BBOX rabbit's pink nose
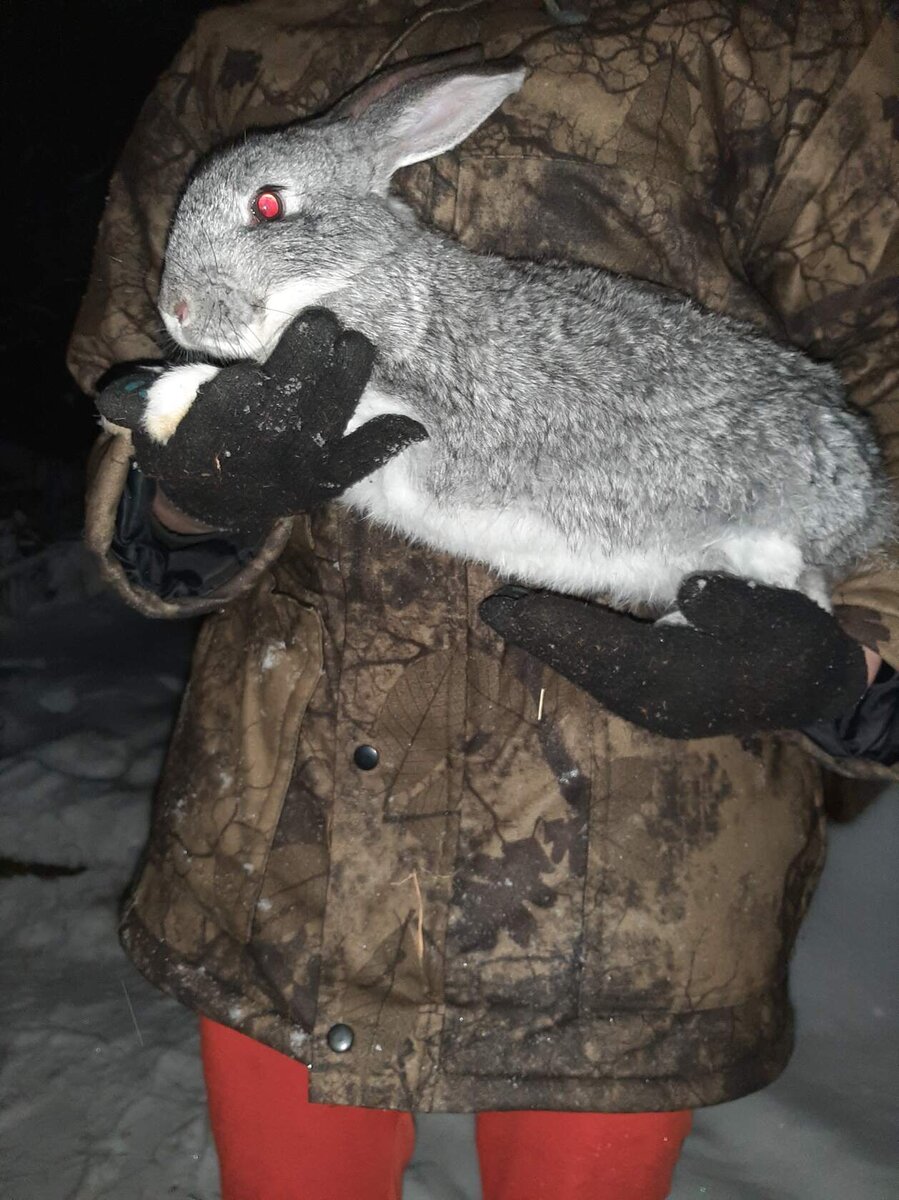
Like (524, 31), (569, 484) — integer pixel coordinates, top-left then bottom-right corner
(173, 300), (189, 325)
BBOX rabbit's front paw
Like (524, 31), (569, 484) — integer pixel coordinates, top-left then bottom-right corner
(142, 363), (221, 444)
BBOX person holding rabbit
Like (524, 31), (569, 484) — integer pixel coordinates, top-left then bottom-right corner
(72, 2), (899, 1198)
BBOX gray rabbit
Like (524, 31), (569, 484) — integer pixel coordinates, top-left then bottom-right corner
(145, 60), (892, 615)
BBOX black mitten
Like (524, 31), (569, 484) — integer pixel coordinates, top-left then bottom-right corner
(479, 573), (868, 739)
(96, 309), (427, 536)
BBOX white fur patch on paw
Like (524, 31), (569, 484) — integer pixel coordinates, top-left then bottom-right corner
(655, 609), (691, 628)
(142, 363), (221, 444)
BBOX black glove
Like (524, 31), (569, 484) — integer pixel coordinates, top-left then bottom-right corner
(479, 573), (869, 739)
(96, 310), (427, 536)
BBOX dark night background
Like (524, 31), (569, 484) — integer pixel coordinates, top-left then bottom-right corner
(2, 0), (225, 544)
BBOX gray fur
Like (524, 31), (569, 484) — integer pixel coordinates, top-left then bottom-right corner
(157, 64), (893, 611)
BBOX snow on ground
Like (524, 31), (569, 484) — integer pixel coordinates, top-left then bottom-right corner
(0, 594), (218, 1200)
(1, 582), (897, 1199)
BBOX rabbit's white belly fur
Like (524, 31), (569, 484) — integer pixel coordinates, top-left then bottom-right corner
(141, 371), (820, 608)
(344, 457), (685, 603)
(343, 387), (820, 608)
(141, 367), (681, 599)
(344, 389), (675, 606)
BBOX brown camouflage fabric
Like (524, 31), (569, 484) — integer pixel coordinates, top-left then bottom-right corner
(70, 0), (899, 1111)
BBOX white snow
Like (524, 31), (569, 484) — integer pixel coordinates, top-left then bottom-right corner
(0, 596), (217, 1200)
(35, 730), (132, 780)
(1, 590), (897, 1199)
(38, 685), (78, 714)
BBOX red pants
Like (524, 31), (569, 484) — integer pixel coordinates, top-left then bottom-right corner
(201, 1018), (692, 1200)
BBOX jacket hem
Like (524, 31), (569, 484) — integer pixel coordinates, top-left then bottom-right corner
(120, 904), (795, 1114)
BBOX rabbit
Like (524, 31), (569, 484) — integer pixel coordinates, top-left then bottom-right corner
(144, 58), (893, 617)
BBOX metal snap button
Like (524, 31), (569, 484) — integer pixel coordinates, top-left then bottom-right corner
(327, 1023), (355, 1053)
(353, 744), (380, 770)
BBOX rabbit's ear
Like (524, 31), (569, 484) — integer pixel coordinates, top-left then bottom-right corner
(359, 64), (526, 191)
(330, 46), (485, 119)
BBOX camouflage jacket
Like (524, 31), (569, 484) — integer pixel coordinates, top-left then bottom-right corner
(70, 0), (899, 1111)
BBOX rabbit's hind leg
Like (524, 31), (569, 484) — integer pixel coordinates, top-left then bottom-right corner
(796, 566), (833, 612)
(654, 608), (690, 627)
(712, 531), (802, 588)
(655, 533), (825, 628)
(655, 536), (831, 628)
(716, 532), (831, 611)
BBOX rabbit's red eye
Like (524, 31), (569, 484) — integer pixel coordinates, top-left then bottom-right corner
(252, 189), (283, 222)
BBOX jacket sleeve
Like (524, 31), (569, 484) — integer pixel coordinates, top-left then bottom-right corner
(69, 22), (301, 618)
(801, 663), (899, 770)
(719, 8), (899, 779)
(84, 431), (294, 618)
(68, 27), (215, 396)
(740, 11), (899, 659)
(70, 2), (399, 617)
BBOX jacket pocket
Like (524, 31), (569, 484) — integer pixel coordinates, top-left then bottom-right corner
(155, 573), (323, 944)
(578, 726), (826, 1014)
